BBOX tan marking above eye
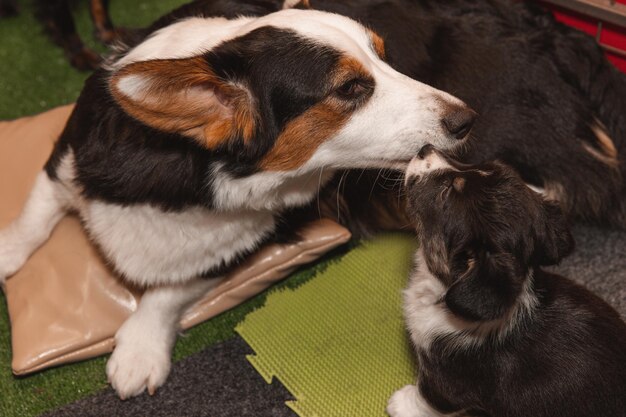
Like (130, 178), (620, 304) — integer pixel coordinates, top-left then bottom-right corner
(331, 56), (374, 90)
(584, 119), (618, 168)
(453, 177), (466, 192)
(367, 28), (386, 60)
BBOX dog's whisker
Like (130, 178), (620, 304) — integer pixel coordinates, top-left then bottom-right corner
(368, 168), (384, 201)
(316, 166), (325, 220)
(336, 170), (349, 223)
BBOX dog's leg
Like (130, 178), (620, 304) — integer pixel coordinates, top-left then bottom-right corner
(0, 0), (18, 17)
(387, 385), (450, 417)
(34, 0), (101, 70)
(89, 0), (126, 45)
(0, 172), (68, 284)
(106, 277), (220, 399)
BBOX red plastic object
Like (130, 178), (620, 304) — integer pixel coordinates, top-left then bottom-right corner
(543, 4), (626, 73)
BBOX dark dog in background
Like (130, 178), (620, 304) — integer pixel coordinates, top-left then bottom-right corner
(0, 0), (16, 17)
(129, 0), (626, 233)
(0, 0), (122, 70)
(388, 146), (626, 417)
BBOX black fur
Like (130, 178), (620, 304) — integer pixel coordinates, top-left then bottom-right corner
(404, 156), (626, 417)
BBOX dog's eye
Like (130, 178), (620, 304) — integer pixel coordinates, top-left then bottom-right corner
(335, 78), (367, 99)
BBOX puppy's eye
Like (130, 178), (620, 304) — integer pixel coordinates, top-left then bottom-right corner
(335, 78), (367, 99)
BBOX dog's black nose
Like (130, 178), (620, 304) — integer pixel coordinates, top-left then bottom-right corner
(417, 144), (435, 159)
(442, 106), (477, 140)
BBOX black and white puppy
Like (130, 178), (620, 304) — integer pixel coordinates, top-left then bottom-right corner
(388, 146), (626, 417)
(0, 9), (473, 398)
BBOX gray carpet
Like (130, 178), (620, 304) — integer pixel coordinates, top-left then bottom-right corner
(43, 225), (625, 417)
(43, 337), (296, 417)
(550, 225), (626, 318)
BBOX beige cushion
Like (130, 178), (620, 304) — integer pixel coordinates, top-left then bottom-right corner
(0, 105), (351, 375)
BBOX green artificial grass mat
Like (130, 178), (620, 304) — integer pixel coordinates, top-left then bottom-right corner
(237, 233), (419, 417)
(0, 247), (348, 417)
(0, 0), (189, 120)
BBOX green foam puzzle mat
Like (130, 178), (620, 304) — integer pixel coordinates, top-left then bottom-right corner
(237, 233), (419, 417)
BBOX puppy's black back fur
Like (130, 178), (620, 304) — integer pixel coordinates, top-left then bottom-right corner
(422, 271), (626, 417)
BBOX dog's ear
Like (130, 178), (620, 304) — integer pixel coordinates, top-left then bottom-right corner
(533, 201), (575, 266)
(110, 57), (255, 149)
(445, 251), (522, 322)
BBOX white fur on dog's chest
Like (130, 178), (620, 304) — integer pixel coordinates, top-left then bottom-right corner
(83, 202), (275, 286)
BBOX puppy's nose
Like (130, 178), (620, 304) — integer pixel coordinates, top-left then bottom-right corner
(417, 144), (435, 159)
(442, 106), (477, 140)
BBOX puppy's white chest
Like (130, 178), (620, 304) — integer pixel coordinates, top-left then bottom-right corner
(82, 202), (275, 286)
(403, 248), (451, 350)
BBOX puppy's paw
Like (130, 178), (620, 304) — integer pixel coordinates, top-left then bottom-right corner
(106, 313), (175, 399)
(387, 385), (424, 417)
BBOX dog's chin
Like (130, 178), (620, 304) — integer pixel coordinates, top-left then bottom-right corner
(382, 159), (414, 171)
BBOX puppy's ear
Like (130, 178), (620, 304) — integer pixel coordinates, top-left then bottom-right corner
(110, 57), (255, 148)
(445, 252), (522, 321)
(533, 201), (575, 266)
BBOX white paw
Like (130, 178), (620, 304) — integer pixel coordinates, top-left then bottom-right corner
(387, 385), (425, 417)
(106, 312), (175, 399)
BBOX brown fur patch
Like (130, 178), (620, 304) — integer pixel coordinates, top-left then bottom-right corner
(260, 56), (373, 171)
(367, 29), (386, 60)
(298, 0), (311, 8)
(584, 119), (619, 168)
(110, 57), (255, 149)
(542, 181), (566, 203)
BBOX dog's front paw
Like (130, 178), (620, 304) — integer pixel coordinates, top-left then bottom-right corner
(387, 385), (425, 417)
(106, 313), (175, 399)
